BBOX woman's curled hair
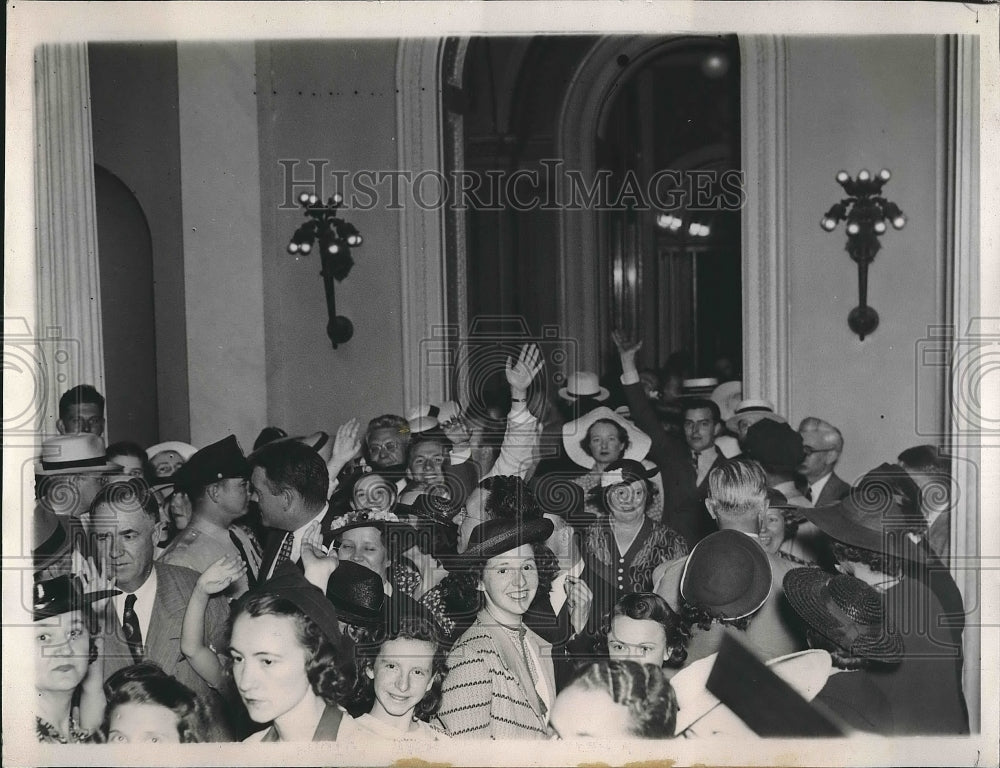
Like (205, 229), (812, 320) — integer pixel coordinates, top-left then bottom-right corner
(607, 593), (688, 668)
(568, 660), (678, 738)
(226, 592), (353, 706)
(103, 665), (211, 743)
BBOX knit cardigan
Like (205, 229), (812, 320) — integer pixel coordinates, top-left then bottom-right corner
(437, 610), (555, 739)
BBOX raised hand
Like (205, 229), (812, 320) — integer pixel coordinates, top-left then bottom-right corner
(73, 550), (116, 614)
(440, 415), (472, 445)
(301, 521), (339, 591)
(196, 555), (247, 596)
(611, 330), (642, 359)
(329, 418), (363, 473)
(506, 343), (544, 395)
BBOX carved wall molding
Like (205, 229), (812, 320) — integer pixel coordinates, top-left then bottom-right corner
(396, 38), (451, 412)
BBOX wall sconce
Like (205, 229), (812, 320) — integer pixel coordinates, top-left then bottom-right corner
(287, 193), (364, 348)
(820, 168), (906, 340)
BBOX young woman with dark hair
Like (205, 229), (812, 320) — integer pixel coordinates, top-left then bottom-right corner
(227, 569), (353, 742)
(437, 518), (557, 739)
(605, 592), (688, 673)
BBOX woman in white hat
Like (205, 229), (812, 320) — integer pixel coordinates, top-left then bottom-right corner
(561, 406), (662, 522)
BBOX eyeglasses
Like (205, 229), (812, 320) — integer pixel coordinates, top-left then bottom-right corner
(370, 441), (400, 455)
(802, 446), (836, 456)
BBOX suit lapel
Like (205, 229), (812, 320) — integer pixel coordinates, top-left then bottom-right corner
(146, 564), (185, 673)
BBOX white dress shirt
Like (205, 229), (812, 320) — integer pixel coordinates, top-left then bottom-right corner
(266, 504), (329, 579)
(112, 565), (158, 643)
(809, 472), (833, 504)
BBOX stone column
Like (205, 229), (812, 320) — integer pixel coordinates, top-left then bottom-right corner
(33, 43), (106, 435)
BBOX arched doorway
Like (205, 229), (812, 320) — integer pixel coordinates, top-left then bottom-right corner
(94, 164), (159, 445)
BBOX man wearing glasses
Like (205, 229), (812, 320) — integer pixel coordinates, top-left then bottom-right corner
(56, 384), (106, 438)
(797, 417), (850, 507)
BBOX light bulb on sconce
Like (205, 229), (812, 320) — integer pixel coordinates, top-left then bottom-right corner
(820, 167), (906, 341)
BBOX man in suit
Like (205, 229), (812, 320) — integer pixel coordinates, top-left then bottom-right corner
(525, 506), (597, 691)
(613, 331), (717, 547)
(655, 459), (807, 663)
(249, 439), (334, 581)
(683, 398), (728, 496)
(797, 417), (850, 506)
(86, 478), (233, 730)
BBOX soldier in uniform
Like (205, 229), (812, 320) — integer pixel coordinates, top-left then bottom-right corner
(159, 435), (261, 597)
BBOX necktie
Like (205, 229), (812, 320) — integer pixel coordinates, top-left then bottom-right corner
(275, 531), (294, 566)
(122, 594), (143, 662)
(804, 486), (814, 503)
(229, 529), (256, 589)
(692, 451), (700, 471)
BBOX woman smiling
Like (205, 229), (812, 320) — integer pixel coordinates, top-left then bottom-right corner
(437, 518), (556, 739)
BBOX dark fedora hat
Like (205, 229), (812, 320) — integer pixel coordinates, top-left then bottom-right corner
(255, 564), (343, 644)
(324, 560), (385, 627)
(742, 419), (804, 473)
(783, 568), (903, 662)
(34, 574), (120, 621)
(680, 530), (772, 620)
(459, 517), (554, 565)
(800, 463), (925, 559)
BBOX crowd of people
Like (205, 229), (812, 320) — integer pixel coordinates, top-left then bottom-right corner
(29, 331), (968, 746)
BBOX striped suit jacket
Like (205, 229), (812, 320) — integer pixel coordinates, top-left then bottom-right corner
(437, 610), (555, 739)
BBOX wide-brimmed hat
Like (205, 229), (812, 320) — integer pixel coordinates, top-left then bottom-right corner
(35, 434), (120, 476)
(682, 378), (719, 397)
(741, 419), (804, 473)
(562, 406), (652, 469)
(783, 568), (903, 662)
(33, 573), (120, 621)
(725, 399), (786, 434)
(671, 648), (832, 735)
(711, 381), (743, 423)
(145, 441), (198, 487)
(172, 434), (249, 495)
(458, 517), (554, 565)
(558, 371), (609, 402)
(801, 464), (925, 560)
(323, 560), (386, 627)
(145, 441), (198, 462)
(680, 530), (772, 620)
(254, 564), (343, 643)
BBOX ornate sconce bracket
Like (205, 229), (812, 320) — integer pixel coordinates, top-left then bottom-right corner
(820, 169), (906, 340)
(287, 193), (364, 348)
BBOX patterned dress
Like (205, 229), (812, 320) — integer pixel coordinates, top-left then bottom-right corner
(36, 716), (100, 744)
(583, 516), (688, 619)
